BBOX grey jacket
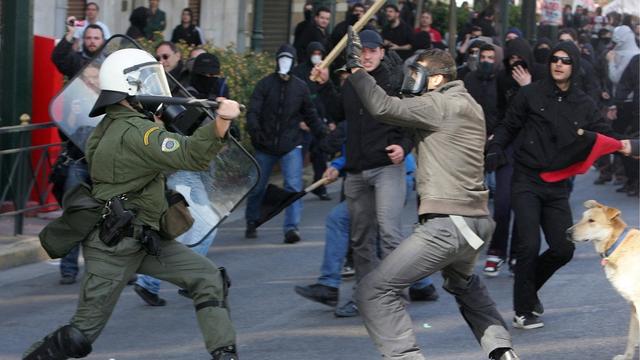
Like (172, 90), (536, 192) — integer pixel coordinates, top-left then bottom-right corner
(348, 72), (489, 216)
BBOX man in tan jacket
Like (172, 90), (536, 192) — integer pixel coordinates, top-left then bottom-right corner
(341, 27), (519, 360)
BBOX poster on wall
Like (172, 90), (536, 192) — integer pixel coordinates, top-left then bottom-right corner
(541, 0), (563, 25)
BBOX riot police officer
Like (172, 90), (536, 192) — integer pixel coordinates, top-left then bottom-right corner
(23, 48), (240, 360)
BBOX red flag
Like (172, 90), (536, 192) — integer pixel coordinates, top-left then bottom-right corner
(540, 131), (622, 183)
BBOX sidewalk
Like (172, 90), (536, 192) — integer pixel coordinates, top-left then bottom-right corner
(0, 165), (319, 270)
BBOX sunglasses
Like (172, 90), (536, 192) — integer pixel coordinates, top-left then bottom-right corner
(156, 54), (171, 61)
(550, 55), (572, 65)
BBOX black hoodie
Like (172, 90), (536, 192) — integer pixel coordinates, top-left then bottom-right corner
(496, 38), (547, 121)
(247, 44), (327, 156)
(291, 42), (339, 123)
(491, 41), (617, 177)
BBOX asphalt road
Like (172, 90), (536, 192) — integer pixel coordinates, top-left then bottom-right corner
(0, 169), (638, 360)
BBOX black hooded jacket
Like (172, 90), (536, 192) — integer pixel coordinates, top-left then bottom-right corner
(334, 54), (413, 172)
(491, 41), (617, 177)
(496, 38), (547, 122)
(291, 42), (339, 123)
(247, 44), (327, 156)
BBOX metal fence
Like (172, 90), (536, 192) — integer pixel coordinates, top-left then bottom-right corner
(0, 119), (62, 235)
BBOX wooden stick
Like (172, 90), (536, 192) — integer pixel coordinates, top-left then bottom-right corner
(310, 0), (387, 81)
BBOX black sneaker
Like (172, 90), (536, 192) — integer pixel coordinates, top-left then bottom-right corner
(489, 348), (520, 360)
(133, 284), (167, 306)
(245, 221), (257, 239)
(211, 345), (238, 360)
(409, 284), (439, 301)
(59, 275), (76, 285)
(335, 300), (359, 317)
(284, 229), (301, 244)
(340, 264), (355, 278)
(532, 299), (544, 316)
(512, 313), (543, 329)
(177, 288), (192, 299)
(294, 283), (338, 307)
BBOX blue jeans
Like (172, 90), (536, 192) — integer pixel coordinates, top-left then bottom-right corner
(137, 171), (219, 294)
(317, 176), (432, 290)
(245, 147), (303, 233)
(60, 160), (90, 277)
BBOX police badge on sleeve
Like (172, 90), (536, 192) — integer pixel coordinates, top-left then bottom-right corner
(161, 137), (180, 152)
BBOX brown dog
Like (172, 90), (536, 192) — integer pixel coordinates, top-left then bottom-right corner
(567, 200), (640, 360)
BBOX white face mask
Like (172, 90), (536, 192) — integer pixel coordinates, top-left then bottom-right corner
(310, 54), (323, 65)
(278, 57), (293, 75)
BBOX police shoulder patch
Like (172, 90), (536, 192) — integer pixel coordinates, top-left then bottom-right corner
(161, 137), (180, 152)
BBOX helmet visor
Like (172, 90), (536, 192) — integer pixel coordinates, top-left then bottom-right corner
(124, 62), (172, 96)
(401, 63), (428, 95)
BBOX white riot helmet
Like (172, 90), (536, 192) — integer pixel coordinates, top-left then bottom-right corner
(89, 48), (171, 117)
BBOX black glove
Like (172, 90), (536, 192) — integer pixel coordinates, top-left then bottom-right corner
(345, 25), (363, 70)
(485, 143), (507, 173)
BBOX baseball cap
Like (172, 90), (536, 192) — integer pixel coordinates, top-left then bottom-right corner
(360, 30), (383, 49)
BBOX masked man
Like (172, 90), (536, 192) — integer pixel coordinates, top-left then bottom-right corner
(24, 48), (241, 360)
(341, 27), (519, 360)
(244, 44), (328, 243)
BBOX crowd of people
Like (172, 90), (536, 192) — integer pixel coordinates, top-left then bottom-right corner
(38, 1), (639, 359)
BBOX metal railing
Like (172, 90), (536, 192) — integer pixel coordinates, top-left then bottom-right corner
(0, 115), (63, 235)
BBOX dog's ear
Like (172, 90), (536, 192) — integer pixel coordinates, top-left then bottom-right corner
(605, 206), (621, 221)
(584, 200), (602, 209)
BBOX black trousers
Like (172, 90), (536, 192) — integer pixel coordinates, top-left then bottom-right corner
(511, 171), (575, 315)
(488, 147), (518, 260)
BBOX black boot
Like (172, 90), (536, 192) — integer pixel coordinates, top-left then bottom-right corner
(211, 345), (238, 360)
(24, 325), (92, 360)
(245, 221), (257, 239)
(409, 284), (439, 301)
(294, 283), (338, 306)
(133, 284), (166, 306)
(489, 348), (520, 360)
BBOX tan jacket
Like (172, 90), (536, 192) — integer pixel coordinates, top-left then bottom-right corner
(348, 73), (489, 216)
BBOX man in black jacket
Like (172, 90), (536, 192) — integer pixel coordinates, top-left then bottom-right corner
(487, 41), (620, 329)
(327, 30), (415, 317)
(244, 44), (328, 244)
(293, 6), (332, 61)
(51, 21), (105, 285)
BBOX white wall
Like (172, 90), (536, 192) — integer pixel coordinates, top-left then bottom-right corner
(33, 0), (247, 47)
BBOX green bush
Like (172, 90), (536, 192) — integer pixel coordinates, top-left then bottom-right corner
(136, 35), (275, 151)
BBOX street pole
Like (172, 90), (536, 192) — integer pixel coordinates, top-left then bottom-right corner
(251, 0), (264, 52)
(521, 0), (537, 43)
(448, 0), (457, 57)
(499, 0), (509, 46)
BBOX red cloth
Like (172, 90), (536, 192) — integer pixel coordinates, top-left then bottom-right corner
(414, 27), (442, 43)
(540, 133), (622, 182)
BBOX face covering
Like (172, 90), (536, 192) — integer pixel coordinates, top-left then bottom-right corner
(278, 57), (293, 75)
(467, 54), (479, 71)
(191, 74), (218, 96)
(534, 47), (551, 63)
(310, 54), (323, 65)
(478, 61), (494, 75)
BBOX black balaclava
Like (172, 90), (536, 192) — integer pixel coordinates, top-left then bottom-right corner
(533, 37), (552, 64)
(306, 41), (325, 65)
(190, 53), (222, 96)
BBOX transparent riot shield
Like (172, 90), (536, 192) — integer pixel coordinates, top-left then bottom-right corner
(49, 35), (260, 245)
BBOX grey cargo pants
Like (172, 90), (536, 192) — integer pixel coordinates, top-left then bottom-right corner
(25, 229), (235, 357)
(355, 215), (512, 359)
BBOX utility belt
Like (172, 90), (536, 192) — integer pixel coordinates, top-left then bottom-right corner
(99, 190), (193, 256)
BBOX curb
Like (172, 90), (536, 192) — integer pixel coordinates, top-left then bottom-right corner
(0, 235), (49, 271)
